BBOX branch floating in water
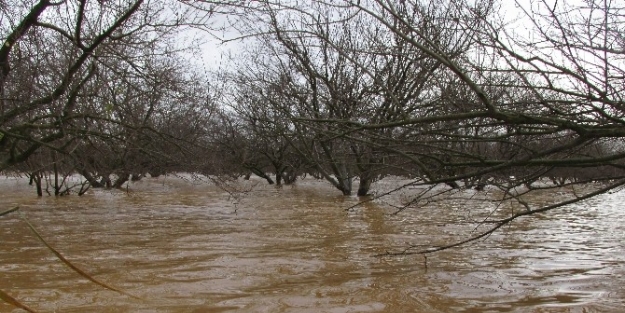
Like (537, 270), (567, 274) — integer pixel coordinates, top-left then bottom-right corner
(0, 206), (19, 217)
(21, 216), (142, 300)
(0, 289), (39, 313)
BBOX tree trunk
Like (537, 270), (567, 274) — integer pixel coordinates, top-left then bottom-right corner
(80, 169), (104, 188)
(248, 167), (274, 184)
(357, 176), (372, 196)
(101, 175), (112, 188)
(112, 173), (130, 189)
(337, 175), (352, 196)
(445, 181), (460, 189)
(284, 168), (298, 185)
(52, 152), (60, 196)
(30, 172), (43, 197)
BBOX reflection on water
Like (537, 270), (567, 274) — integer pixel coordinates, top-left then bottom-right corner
(1, 175), (624, 312)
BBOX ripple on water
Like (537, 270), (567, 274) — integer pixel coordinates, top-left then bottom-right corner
(1, 176), (625, 312)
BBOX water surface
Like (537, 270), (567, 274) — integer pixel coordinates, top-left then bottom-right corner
(1, 175), (624, 312)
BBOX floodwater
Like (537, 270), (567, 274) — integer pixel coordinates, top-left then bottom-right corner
(0, 175), (624, 313)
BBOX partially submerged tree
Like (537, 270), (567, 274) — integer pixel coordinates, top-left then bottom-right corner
(226, 0), (474, 195)
(0, 0), (228, 193)
(218, 0), (625, 252)
(2, 0), (624, 252)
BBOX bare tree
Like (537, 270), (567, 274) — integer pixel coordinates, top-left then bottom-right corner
(0, 0), (229, 193)
(339, 0), (625, 253)
(225, 0), (479, 195)
(218, 0), (625, 253)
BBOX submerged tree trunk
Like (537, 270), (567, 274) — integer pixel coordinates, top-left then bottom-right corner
(112, 173), (130, 189)
(100, 175), (112, 188)
(283, 167), (298, 185)
(245, 166), (274, 184)
(52, 152), (60, 196)
(80, 169), (104, 188)
(339, 180), (352, 195)
(357, 175), (373, 196)
(445, 181), (460, 189)
(336, 170), (353, 196)
(271, 162), (285, 186)
(29, 171), (43, 197)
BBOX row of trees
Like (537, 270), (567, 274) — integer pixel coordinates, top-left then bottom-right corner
(208, 0), (625, 252)
(213, 0), (625, 197)
(0, 0), (242, 195)
(2, 0), (625, 217)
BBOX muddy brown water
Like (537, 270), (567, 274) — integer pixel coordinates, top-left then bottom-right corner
(1, 175), (624, 312)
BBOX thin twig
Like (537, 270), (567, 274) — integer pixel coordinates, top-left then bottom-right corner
(0, 206), (19, 217)
(377, 179), (625, 256)
(21, 215), (142, 300)
(0, 289), (39, 313)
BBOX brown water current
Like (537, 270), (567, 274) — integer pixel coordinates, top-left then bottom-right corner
(1, 175), (624, 312)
